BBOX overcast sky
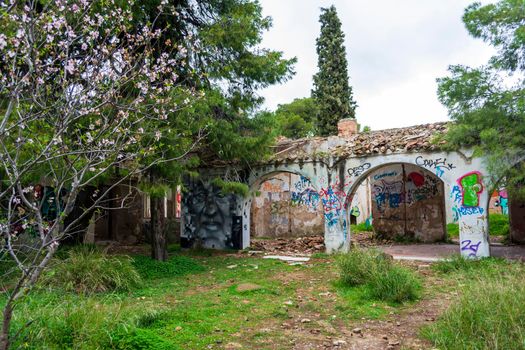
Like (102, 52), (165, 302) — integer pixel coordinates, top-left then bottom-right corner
(258, 0), (495, 130)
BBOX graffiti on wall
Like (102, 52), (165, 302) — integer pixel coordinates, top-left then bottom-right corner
(458, 172), (483, 207)
(372, 179), (404, 212)
(493, 189), (509, 215)
(461, 239), (482, 257)
(347, 163), (371, 177)
(415, 156), (456, 178)
(406, 172), (440, 203)
(290, 176), (320, 210)
(181, 180), (239, 249)
(450, 175), (485, 222)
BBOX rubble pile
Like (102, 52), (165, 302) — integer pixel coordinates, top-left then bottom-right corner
(251, 236), (325, 255)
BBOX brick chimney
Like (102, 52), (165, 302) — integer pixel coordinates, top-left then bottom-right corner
(337, 118), (358, 137)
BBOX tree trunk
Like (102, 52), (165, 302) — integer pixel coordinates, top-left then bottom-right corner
(151, 196), (168, 261)
(1, 303), (13, 350)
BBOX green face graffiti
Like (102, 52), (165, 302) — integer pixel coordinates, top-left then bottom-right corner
(459, 172), (483, 207)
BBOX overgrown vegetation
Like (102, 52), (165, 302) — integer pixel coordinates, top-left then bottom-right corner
(41, 245), (141, 294)
(350, 223), (374, 233)
(132, 254), (205, 279)
(336, 248), (421, 303)
(424, 257), (525, 349)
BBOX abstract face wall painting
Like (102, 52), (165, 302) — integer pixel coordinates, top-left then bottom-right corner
(182, 180), (238, 249)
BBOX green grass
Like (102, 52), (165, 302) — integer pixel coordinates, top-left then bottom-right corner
(350, 222), (374, 232)
(336, 248), (421, 303)
(41, 245), (141, 294)
(131, 254), (206, 279)
(423, 258), (525, 349)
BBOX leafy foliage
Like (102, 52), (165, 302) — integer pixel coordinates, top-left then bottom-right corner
(312, 6), (357, 136)
(273, 97), (319, 138)
(437, 0), (525, 198)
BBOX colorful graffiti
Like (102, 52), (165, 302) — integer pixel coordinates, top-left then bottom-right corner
(493, 189), (509, 215)
(450, 182), (485, 221)
(459, 172), (483, 207)
(290, 176), (320, 210)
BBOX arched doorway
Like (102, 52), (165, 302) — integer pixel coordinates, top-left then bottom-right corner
(346, 163), (447, 243)
(248, 171), (325, 252)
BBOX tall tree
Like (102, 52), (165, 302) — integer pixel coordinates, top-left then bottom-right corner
(437, 0), (525, 198)
(132, 0), (295, 260)
(312, 5), (357, 136)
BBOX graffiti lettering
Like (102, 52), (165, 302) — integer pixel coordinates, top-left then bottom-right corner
(347, 163), (371, 177)
(461, 239), (482, 257)
(373, 171), (397, 180)
(458, 172), (483, 207)
(415, 156), (456, 171)
(452, 206), (484, 220)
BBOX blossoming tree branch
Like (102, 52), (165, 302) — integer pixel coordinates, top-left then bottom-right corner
(0, 1), (203, 347)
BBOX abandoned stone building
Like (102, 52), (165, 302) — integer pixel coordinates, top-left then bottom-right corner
(179, 118), (525, 258)
(83, 118), (525, 258)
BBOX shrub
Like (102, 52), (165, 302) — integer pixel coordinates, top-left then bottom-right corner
(132, 254), (205, 279)
(446, 223), (459, 238)
(336, 248), (390, 286)
(422, 269), (525, 349)
(337, 248), (420, 303)
(368, 266), (421, 303)
(41, 245), (141, 294)
(489, 213), (509, 236)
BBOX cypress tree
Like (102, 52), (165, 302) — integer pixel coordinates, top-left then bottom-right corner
(312, 5), (357, 136)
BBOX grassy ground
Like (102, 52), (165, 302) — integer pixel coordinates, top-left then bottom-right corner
(2, 247), (525, 349)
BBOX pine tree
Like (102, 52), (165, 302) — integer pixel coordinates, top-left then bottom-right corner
(312, 5), (357, 136)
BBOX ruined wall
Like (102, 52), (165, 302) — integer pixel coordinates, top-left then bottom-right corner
(250, 173), (324, 238)
(370, 164), (446, 242)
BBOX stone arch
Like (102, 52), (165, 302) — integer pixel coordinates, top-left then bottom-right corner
(341, 152), (490, 258)
(241, 167), (325, 249)
(344, 161), (447, 243)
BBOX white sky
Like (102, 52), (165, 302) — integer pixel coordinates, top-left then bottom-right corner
(258, 0), (496, 130)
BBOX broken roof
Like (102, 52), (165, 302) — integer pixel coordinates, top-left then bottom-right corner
(270, 122), (449, 161)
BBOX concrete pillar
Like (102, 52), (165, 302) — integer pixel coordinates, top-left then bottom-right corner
(454, 172), (490, 258)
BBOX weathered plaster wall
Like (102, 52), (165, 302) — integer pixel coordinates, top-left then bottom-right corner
(250, 173), (324, 238)
(369, 164), (446, 242)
